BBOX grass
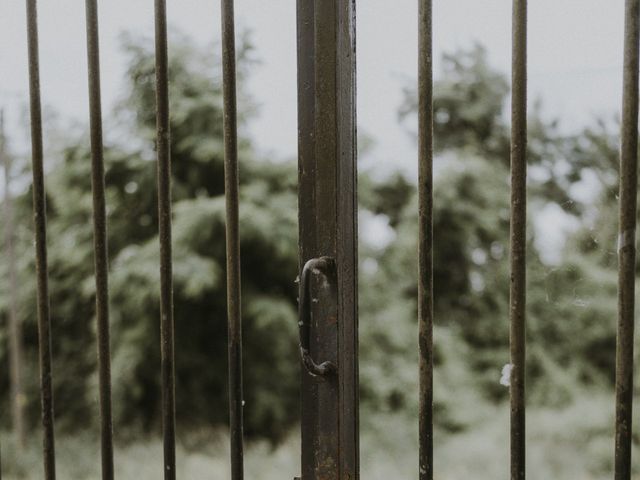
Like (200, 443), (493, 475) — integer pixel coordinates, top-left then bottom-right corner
(2, 393), (638, 479)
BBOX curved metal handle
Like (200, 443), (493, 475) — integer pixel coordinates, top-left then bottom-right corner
(299, 256), (337, 377)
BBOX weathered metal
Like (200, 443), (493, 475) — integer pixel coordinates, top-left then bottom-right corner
(510, 1), (527, 479)
(25, 1), (57, 478)
(615, 1), (640, 478)
(220, 0), (245, 478)
(15, 1), (640, 477)
(417, 0), (434, 478)
(153, 1), (177, 478)
(83, 2), (115, 478)
(299, 257), (338, 377)
(296, 0), (358, 478)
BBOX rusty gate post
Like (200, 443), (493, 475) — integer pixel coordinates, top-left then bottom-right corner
(296, 0), (358, 479)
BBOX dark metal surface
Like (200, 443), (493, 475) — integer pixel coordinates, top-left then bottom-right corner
(26, 1), (57, 478)
(417, 0), (434, 478)
(220, 1), (245, 478)
(84, 2), (114, 478)
(296, 2), (323, 476)
(296, 0), (358, 478)
(510, 1), (527, 479)
(153, 1), (176, 478)
(615, 1), (640, 478)
(299, 257), (338, 377)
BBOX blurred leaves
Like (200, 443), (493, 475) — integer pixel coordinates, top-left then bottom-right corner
(0, 36), (630, 444)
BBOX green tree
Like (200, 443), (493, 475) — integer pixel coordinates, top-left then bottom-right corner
(0, 33), (300, 442)
(357, 44), (622, 427)
(0, 37), (626, 446)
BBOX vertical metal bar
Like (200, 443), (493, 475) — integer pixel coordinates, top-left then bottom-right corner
(25, 1), (57, 478)
(615, 1), (640, 478)
(1, 111), (26, 450)
(84, 2), (114, 478)
(296, 0), (358, 478)
(510, 1), (527, 479)
(336, 1), (359, 474)
(417, 0), (434, 479)
(220, 1), (244, 479)
(153, 1), (176, 478)
(296, 2), (319, 476)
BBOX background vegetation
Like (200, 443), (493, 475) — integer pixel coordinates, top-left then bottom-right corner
(0, 33), (637, 478)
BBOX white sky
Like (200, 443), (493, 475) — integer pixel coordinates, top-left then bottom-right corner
(0, 1), (628, 262)
(0, 0), (626, 174)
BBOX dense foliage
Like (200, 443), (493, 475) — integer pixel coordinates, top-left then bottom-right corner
(362, 44), (622, 422)
(0, 36), (627, 444)
(0, 34), (300, 440)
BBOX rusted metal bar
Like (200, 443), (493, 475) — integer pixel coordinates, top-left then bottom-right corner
(615, 1), (640, 478)
(83, 2), (114, 478)
(153, 1), (176, 478)
(417, 0), (434, 479)
(510, 1), (527, 479)
(296, 0), (358, 478)
(26, 1), (57, 478)
(220, 0), (245, 478)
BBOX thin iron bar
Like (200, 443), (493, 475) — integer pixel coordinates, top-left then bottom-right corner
(26, 0), (56, 478)
(1, 111), (26, 450)
(615, 0), (640, 478)
(84, 1), (114, 478)
(510, 1), (527, 479)
(417, 0), (434, 479)
(221, 0), (244, 478)
(154, 1), (176, 478)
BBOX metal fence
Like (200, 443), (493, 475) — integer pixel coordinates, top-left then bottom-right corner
(2, 0), (640, 479)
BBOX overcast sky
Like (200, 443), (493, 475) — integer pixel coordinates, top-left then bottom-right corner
(0, 0), (626, 174)
(0, 1), (629, 261)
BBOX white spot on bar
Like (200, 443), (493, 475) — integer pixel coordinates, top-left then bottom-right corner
(500, 363), (513, 387)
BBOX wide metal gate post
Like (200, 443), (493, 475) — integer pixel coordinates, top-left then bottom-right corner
(296, 0), (358, 479)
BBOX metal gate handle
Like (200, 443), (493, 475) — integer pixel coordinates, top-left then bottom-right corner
(299, 257), (337, 377)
